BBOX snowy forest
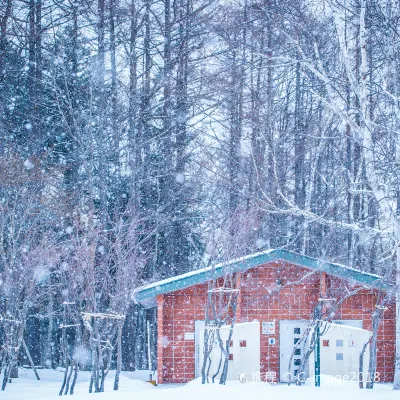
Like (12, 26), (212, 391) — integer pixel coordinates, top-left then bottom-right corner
(1, 0), (400, 392)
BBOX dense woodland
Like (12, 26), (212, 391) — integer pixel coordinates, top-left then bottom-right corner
(1, 0), (400, 390)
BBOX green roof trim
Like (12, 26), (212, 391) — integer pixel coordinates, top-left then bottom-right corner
(134, 249), (386, 307)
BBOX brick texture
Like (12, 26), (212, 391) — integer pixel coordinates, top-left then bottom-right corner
(157, 261), (395, 383)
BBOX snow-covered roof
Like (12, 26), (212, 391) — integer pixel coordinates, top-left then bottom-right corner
(134, 249), (387, 308)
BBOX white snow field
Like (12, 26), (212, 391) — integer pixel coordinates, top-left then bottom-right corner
(3, 369), (398, 400)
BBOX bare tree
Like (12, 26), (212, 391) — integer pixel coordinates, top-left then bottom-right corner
(60, 210), (148, 393)
(0, 153), (60, 390)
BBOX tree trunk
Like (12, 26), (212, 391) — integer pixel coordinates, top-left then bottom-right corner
(59, 304), (69, 396)
(97, 0), (107, 229)
(128, 0), (139, 208)
(114, 322), (123, 390)
(0, 0), (12, 141)
(293, 37), (305, 252)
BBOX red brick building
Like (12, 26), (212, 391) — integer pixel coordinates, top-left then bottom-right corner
(135, 249), (395, 384)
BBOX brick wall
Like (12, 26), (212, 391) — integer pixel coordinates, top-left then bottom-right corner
(157, 261), (395, 383)
(157, 284), (208, 383)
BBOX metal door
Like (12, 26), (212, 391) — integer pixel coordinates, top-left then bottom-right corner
(279, 320), (309, 382)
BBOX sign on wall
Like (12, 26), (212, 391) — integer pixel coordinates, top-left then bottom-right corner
(262, 321), (275, 335)
(184, 332), (195, 341)
(349, 338), (357, 347)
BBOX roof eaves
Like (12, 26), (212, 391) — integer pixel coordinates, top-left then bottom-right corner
(134, 249), (386, 307)
(134, 250), (279, 304)
(274, 249), (384, 287)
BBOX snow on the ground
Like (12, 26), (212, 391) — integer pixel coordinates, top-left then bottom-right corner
(3, 369), (397, 400)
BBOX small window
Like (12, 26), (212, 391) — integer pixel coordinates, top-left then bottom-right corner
(229, 340), (233, 347)
(336, 353), (344, 361)
(323, 340), (329, 347)
(239, 340), (247, 347)
(294, 348), (301, 356)
(294, 369), (299, 376)
(294, 328), (301, 335)
(294, 338), (300, 345)
(336, 340), (344, 347)
(294, 359), (301, 366)
(229, 354), (233, 361)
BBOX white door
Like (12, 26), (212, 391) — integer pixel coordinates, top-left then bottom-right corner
(279, 320), (309, 382)
(195, 320), (206, 378)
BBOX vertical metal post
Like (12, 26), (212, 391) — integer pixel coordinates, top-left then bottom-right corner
(147, 320), (152, 381)
(315, 324), (320, 387)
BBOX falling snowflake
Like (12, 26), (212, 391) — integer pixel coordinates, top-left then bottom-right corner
(175, 173), (185, 183)
(23, 159), (34, 170)
(98, 245), (105, 255)
(255, 238), (268, 249)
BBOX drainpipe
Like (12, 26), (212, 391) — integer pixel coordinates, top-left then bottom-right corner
(147, 320), (152, 381)
(314, 272), (327, 387)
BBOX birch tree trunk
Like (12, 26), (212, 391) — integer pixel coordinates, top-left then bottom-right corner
(356, 2), (400, 387)
(304, 1), (400, 387)
(354, 1), (400, 387)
